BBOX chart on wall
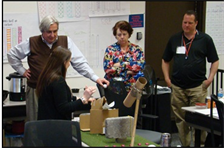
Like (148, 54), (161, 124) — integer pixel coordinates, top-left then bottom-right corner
(3, 13), (40, 63)
(37, 1), (130, 22)
(206, 2), (224, 55)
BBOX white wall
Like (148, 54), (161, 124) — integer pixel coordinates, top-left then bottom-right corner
(205, 1), (224, 95)
(2, 1), (146, 94)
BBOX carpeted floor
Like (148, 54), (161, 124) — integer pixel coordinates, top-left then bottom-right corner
(171, 133), (194, 147)
(171, 133), (182, 147)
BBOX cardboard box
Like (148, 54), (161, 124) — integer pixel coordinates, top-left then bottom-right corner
(79, 113), (90, 131)
(79, 97), (118, 134)
(90, 108), (118, 134)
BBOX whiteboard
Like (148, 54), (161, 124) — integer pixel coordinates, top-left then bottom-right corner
(205, 1), (224, 55)
(3, 2), (143, 78)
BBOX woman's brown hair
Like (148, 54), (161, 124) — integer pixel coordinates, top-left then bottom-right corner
(36, 46), (71, 97)
(112, 20), (133, 37)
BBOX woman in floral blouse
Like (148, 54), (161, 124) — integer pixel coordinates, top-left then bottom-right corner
(103, 20), (145, 93)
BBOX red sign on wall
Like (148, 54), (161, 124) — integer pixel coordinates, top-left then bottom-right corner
(129, 14), (144, 28)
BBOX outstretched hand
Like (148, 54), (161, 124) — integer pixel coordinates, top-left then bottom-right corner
(82, 86), (97, 101)
(96, 78), (110, 87)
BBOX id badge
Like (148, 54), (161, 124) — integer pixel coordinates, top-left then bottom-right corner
(176, 46), (185, 54)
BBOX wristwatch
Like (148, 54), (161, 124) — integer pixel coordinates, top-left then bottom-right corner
(80, 97), (87, 104)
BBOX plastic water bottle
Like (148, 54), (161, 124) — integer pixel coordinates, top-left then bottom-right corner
(218, 88), (224, 99)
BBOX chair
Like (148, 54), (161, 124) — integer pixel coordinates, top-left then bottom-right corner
(97, 80), (162, 144)
(210, 94), (224, 147)
(210, 69), (224, 147)
(139, 65), (159, 131)
(212, 69), (224, 96)
(23, 120), (82, 147)
(97, 80), (135, 117)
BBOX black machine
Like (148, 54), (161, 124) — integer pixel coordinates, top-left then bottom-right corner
(6, 72), (26, 101)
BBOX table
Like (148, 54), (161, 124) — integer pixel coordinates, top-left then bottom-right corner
(182, 106), (221, 147)
(3, 97), (26, 119)
(3, 97), (26, 146)
(2, 91), (97, 119)
(80, 130), (160, 147)
(72, 116), (161, 146)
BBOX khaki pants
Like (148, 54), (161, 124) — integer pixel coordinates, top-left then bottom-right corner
(26, 86), (38, 121)
(171, 83), (207, 147)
